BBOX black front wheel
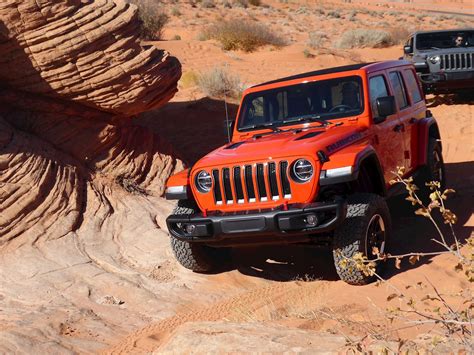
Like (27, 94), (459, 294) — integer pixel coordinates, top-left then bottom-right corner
(169, 200), (231, 273)
(333, 193), (391, 285)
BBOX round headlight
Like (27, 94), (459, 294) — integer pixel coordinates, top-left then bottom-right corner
(196, 170), (212, 193)
(292, 159), (314, 183)
(429, 55), (441, 64)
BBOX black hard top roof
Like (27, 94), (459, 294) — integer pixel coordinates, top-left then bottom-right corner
(249, 60), (412, 90)
(251, 63), (372, 88)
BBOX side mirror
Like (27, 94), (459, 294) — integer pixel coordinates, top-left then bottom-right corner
(224, 119), (235, 139)
(403, 45), (413, 55)
(374, 96), (396, 123)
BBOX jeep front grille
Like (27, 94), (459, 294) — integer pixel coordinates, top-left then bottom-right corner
(440, 53), (474, 71)
(212, 161), (291, 205)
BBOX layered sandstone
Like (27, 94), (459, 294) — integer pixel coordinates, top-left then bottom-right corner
(0, 0), (182, 246)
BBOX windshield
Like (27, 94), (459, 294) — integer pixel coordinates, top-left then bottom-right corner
(416, 30), (474, 50)
(237, 76), (364, 131)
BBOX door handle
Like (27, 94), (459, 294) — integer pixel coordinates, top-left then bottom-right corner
(408, 117), (417, 124)
(393, 124), (404, 132)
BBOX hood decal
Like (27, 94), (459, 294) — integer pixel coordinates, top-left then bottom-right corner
(294, 131), (324, 141)
(326, 132), (363, 153)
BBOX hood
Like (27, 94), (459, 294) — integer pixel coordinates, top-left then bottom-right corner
(195, 124), (365, 168)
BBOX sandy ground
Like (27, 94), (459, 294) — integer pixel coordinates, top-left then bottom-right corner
(0, 0), (473, 353)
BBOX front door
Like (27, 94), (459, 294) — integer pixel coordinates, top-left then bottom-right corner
(368, 72), (406, 183)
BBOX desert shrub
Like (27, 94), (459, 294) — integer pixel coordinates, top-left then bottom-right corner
(303, 48), (314, 58)
(335, 29), (394, 49)
(201, 0), (215, 8)
(295, 6), (308, 14)
(307, 31), (327, 49)
(170, 6), (181, 16)
(233, 0), (248, 8)
(223, 0), (232, 8)
(314, 8), (325, 15)
(327, 10), (341, 18)
(132, 0), (169, 40)
(248, 0), (261, 6)
(202, 20), (286, 52)
(197, 67), (242, 98)
(173, 34), (182, 40)
(388, 26), (411, 45)
(179, 70), (199, 88)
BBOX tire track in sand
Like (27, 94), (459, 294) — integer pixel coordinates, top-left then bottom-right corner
(104, 281), (328, 354)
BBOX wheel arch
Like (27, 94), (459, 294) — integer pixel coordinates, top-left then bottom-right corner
(320, 145), (386, 197)
(418, 116), (442, 166)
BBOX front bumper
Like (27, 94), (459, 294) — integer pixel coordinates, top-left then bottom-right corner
(166, 200), (347, 245)
(419, 71), (474, 92)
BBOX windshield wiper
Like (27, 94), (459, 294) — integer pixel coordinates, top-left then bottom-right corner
(282, 114), (332, 126)
(241, 123), (282, 132)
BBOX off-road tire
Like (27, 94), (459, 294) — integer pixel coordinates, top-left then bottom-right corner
(333, 193), (391, 285)
(426, 138), (445, 189)
(170, 200), (230, 273)
(417, 138), (445, 199)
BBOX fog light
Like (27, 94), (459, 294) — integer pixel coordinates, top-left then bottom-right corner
(184, 224), (196, 234)
(305, 213), (318, 227)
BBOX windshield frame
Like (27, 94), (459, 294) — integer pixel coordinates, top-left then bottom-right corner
(415, 30), (474, 50)
(237, 75), (364, 132)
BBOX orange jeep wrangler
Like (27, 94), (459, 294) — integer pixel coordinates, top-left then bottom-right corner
(165, 61), (445, 285)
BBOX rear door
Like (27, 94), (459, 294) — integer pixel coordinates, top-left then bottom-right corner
(368, 72), (406, 183)
(400, 67), (426, 171)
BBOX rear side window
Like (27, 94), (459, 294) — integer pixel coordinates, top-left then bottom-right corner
(403, 69), (423, 103)
(389, 71), (409, 109)
(369, 75), (389, 118)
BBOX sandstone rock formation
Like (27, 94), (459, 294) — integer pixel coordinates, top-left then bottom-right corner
(0, 1), (183, 351)
(0, 0), (182, 245)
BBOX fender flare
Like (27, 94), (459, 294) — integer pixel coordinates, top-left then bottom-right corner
(418, 116), (441, 166)
(320, 145), (386, 195)
(165, 168), (192, 200)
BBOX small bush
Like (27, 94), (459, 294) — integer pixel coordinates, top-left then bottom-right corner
(327, 10), (341, 18)
(173, 34), (182, 40)
(201, 0), (215, 8)
(179, 70), (199, 88)
(303, 49), (315, 58)
(388, 27), (411, 45)
(202, 20), (286, 52)
(233, 0), (248, 8)
(197, 68), (242, 98)
(336, 29), (394, 49)
(133, 0), (169, 40)
(307, 31), (327, 49)
(248, 0), (261, 6)
(171, 6), (181, 16)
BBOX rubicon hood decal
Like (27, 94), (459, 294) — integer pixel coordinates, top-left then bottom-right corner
(326, 132), (363, 153)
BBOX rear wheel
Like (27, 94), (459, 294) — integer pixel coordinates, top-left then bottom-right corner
(333, 193), (391, 285)
(417, 138), (445, 198)
(170, 200), (231, 272)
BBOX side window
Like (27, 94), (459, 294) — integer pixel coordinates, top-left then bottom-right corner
(389, 71), (409, 110)
(403, 69), (423, 103)
(369, 75), (389, 118)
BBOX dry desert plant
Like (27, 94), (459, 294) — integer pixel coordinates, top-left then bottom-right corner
(197, 67), (243, 98)
(131, 0), (169, 40)
(335, 29), (394, 49)
(337, 167), (473, 350)
(202, 20), (286, 52)
(307, 31), (327, 49)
